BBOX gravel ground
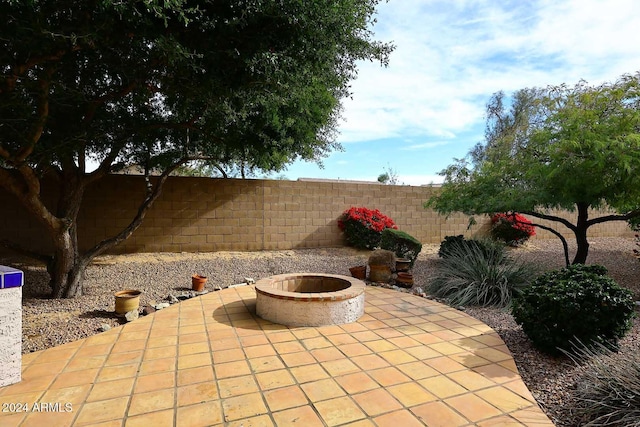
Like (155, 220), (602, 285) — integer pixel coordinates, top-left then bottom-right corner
(6, 237), (640, 426)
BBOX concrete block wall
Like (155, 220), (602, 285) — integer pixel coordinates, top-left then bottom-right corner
(0, 175), (634, 255)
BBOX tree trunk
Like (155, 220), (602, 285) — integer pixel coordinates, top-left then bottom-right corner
(47, 228), (88, 298)
(572, 202), (590, 264)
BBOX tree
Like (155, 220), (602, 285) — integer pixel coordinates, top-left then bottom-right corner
(0, 0), (392, 297)
(377, 165), (400, 184)
(426, 73), (640, 265)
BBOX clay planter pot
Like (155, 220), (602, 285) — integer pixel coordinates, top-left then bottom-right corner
(349, 265), (367, 280)
(396, 272), (414, 288)
(395, 258), (411, 272)
(114, 289), (142, 315)
(369, 264), (392, 283)
(192, 274), (208, 292)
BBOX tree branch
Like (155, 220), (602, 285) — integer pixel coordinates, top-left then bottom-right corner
(0, 239), (50, 264)
(586, 208), (640, 227)
(521, 210), (577, 233)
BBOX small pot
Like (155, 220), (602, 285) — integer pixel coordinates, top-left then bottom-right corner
(395, 258), (411, 272)
(396, 272), (414, 288)
(192, 274), (207, 291)
(369, 264), (392, 283)
(114, 289), (142, 314)
(349, 265), (367, 280)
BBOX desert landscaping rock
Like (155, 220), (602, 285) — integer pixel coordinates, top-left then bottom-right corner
(8, 238), (640, 426)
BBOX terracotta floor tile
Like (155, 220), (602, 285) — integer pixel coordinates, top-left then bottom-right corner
(111, 339), (147, 354)
(128, 388), (174, 416)
(426, 356), (467, 374)
(0, 412), (26, 427)
(340, 322), (368, 333)
(247, 355), (284, 372)
(104, 351), (143, 367)
(445, 394), (503, 422)
(214, 360), (251, 379)
(266, 331), (297, 343)
(449, 352), (492, 368)
(350, 354), (390, 370)
(178, 342), (210, 357)
(175, 352), (210, 370)
(244, 344), (276, 358)
(133, 371), (175, 393)
(273, 341), (306, 355)
(419, 376), (468, 398)
(363, 339), (397, 353)
(22, 360), (69, 378)
(143, 345), (177, 361)
(431, 329), (466, 341)
(290, 364), (330, 383)
(396, 361), (440, 381)
(255, 369), (296, 390)
(280, 351), (317, 368)
(335, 372), (379, 394)
(387, 382), (437, 407)
(475, 347), (513, 363)
(179, 324), (206, 335)
(177, 365), (215, 387)
(387, 336), (421, 348)
(290, 328), (321, 339)
(476, 386), (534, 412)
(124, 408), (174, 427)
(503, 379), (537, 403)
(177, 382), (220, 406)
(317, 325), (346, 336)
(454, 337), (489, 351)
(510, 407), (556, 425)
(218, 375), (259, 398)
(51, 368), (100, 389)
(221, 392), (268, 422)
(351, 331), (382, 342)
(373, 328), (405, 340)
(321, 359), (361, 377)
(499, 359), (520, 373)
(146, 336), (178, 348)
(377, 349), (417, 365)
(352, 388), (402, 416)
(428, 342), (467, 356)
(373, 409), (425, 427)
(176, 401), (223, 426)
(368, 366), (411, 387)
(473, 333), (505, 347)
(476, 415), (527, 426)
(30, 346), (77, 363)
(83, 333), (119, 347)
(138, 357), (175, 375)
(327, 333), (358, 346)
(226, 414), (274, 427)
(311, 347), (346, 362)
(212, 348), (245, 364)
(178, 332), (209, 344)
(263, 385), (308, 412)
(21, 410), (75, 427)
(341, 419), (376, 427)
(240, 334), (269, 347)
(40, 384), (91, 406)
(314, 396), (366, 426)
(117, 330), (149, 342)
(86, 378), (135, 402)
(301, 336), (333, 350)
(337, 342), (373, 357)
(272, 405), (325, 426)
(472, 364), (519, 384)
(448, 370), (498, 391)
(74, 396), (129, 425)
(411, 401), (469, 427)
(301, 378), (345, 402)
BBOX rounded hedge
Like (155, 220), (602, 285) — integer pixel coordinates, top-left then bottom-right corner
(511, 264), (635, 355)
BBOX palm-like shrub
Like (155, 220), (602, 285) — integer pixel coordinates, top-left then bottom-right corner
(428, 238), (533, 308)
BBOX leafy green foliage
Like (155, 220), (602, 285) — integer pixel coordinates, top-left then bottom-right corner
(438, 235), (503, 260)
(490, 213), (536, 246)
(0, 0), (393, 297)
(380, 229), (422, 266)
(570, 343), (640, 426)
(338, 207), (397, 250)
(428, 239), (533, 308)
(427, 74), (640, 265)
(511, 265), (635, 355)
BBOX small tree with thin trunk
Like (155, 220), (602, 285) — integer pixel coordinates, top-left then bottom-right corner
(427, 73), (640, 265)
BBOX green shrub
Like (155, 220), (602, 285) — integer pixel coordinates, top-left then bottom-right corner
(438, 235), (504, 259)
(570, 343), (640, 426)
(337, 206), (397, 250)
(380, 229), (422, 266)
(511, 264), (635, 356)
(427, 239), (533, 308)
(490, 212), (536, 246)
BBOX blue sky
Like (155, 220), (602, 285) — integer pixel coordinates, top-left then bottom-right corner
(280, 0), (640, 185)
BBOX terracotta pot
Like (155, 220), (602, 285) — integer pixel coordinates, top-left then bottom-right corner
(349, 265), (367, 280)
(395, 258), (411, 272)
(192, 274), (207, 291)
(396, 272), (414, 288)
(369, 264), (392, 283)
(114, 289), (142, 314)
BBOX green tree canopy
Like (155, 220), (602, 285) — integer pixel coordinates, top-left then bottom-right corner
(0, 0), (393, 297)
(427, 73), (640, 265)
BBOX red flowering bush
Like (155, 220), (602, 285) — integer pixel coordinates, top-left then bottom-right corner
(338, 207), (397, 249)
(491, 212), (536, 246)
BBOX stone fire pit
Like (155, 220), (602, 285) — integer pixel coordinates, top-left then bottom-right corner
(254, 273), (365, 327)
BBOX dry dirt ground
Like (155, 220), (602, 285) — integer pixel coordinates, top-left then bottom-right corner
(5, 237), (640, 426)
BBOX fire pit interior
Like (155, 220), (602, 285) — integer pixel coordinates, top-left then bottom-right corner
(255, 273), (365, 327)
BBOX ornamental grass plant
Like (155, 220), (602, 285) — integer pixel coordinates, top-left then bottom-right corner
(338, 206), (397, 250)
(428, 238), (533, 308)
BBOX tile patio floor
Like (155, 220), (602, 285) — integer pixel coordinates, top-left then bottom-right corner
(0, 286), (553, 426)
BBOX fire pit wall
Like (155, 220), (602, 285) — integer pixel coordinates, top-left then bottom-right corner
(255, 273), (365, 327)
